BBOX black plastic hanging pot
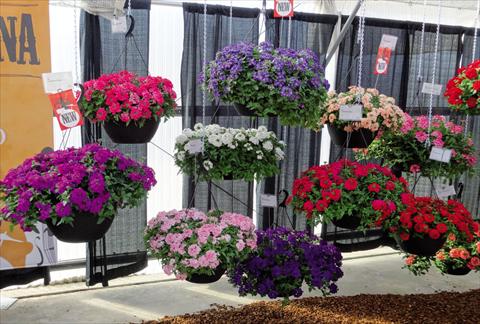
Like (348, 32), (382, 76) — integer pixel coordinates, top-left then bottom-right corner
(395, 235), (446, 257)
(444, 263), (471, 276)
(46, 212), (114, 243)
(390, 165), (404, 178)
(327, 125), (376, 148)
(103, 118), (160, 144)
(186, 266), (225, 284)
(233, 103), (276, 117)
(331, 215), (361, 230)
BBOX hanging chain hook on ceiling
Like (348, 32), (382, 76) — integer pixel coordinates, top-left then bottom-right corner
(126, 0), (135, 38)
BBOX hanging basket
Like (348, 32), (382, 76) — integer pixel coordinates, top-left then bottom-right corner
(222, 173), (234, 181)
(233, 103), (276, 117)
(327, 125), (376, 148)
(395, 235), (446, 257)
(444, 263), (471, 276)
(103, 118), (160, 144)
(331, 215), (361, 230)
(186, 266), (225, 284)
(46, 212), (114, 243)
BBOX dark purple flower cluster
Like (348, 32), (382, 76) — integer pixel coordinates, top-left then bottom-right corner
(201, 42), (329, 130)
(1, 144), (156, 231)
(228, 227), (343, 302)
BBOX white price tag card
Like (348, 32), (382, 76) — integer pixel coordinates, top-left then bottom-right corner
(429, 147), (452, 163)
(111, 16), (127, 33)
(260, 194), (277, 208)
(42, 72), (73, 94)
(379, 34), (398, 50)
(186, 139), (203, 154)
(421, 82), (443, 96)
(436, 185), (456, 198)
(339, 104), (363, 121)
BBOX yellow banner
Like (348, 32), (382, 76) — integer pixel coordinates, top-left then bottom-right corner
(0, 0), (53, 179)
(0, 1), (57, 270)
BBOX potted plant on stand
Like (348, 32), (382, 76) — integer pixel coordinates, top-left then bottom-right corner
(383, 194), (477, 257)
(80, 70), (177, 143)
(228, 227), (343, 304)
(402, 202), (479, 275)
(174, 124), (285, 181)
(319, 86), (405, 148)
(288, 160), (409, 230)
(0, 144), (156, 242)
(144, 209), (257, 284)
(201, 41), (329, 130)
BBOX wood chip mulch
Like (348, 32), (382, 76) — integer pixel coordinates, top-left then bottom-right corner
(144, 289), (480, 324)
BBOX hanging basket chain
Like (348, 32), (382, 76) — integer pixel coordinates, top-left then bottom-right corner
(287, 16), (292, 48)
(425, 0), (442, 147)
(73, 0), (79, 83)
(229, 0), (233, 44)
(202, 0), (207, 126)
(356, 0), (366, 101)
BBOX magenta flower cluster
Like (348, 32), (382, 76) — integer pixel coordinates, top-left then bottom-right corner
(81, 70), (177, 126)
(228, 227), (343, 302)
(1, 144), (156, 231)
(144, 209), (256, 281)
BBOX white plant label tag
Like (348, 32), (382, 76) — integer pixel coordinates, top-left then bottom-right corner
(111, 16), (127, 33)
(379, 34), (398, 50)
(42, 72), (73, 93)
(339, 104), (363, 121)
(260, 194), (277, 208)
(429, 147), (452, 163)
(421, 82), (443, 96)
(186, 139), (203, 154)
(436, 185), (456, 198)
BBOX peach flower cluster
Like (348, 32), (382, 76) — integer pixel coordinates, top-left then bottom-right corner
(319, 86), (405, 132)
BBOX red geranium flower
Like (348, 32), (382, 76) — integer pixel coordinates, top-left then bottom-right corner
(428, 229), (441, 240)
(344, 178), (358, 191)
(368, 183), (381, 193)
(399, 232), (410, 241)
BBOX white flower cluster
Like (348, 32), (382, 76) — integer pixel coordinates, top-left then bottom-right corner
(174, 124), (286, 170)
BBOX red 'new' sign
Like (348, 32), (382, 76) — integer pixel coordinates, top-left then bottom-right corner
(274, 0), (294, 18)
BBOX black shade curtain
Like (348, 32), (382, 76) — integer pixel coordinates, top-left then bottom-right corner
(181, 3), (260, 216)
(259, 11), (337, 231)
(80, 0), (151, 286)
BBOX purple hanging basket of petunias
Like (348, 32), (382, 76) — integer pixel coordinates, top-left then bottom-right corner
(228, 227), (343, 304)
(0, 144), (156, 243)
(200, 41), (329, 130)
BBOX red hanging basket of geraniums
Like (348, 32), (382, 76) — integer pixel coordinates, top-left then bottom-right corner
(444, 59), (480, 115)
(80, 71), (177, 143)
(383, 195), (476, 257)
(401, 202), (479, 276)
(288, 160), (410, 230)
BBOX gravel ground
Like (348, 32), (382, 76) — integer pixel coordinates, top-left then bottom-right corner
(147, 289), (480, 324)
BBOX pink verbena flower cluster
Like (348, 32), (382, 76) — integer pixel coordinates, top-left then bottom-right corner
(400, 114), (477, 168)
(81, 71), (177, 126)
(144, 209), (256, 280)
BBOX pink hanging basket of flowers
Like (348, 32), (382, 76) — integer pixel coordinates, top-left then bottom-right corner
(80, 71), (177, 144)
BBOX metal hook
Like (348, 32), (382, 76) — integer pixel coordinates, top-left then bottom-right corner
(278, 189), (289, 208)
(73, 83), (84, 104)
(126, 14), (135, 37)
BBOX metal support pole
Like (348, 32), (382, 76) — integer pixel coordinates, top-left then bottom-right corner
(324, 0), (364, 67)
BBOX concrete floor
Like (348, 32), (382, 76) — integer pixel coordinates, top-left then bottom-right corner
(1, 249), (479, 324)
